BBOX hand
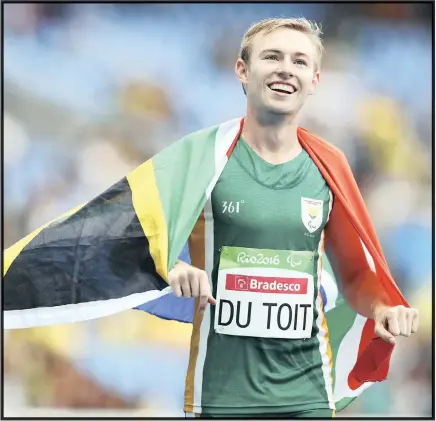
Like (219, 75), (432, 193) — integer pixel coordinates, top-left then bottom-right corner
(168, 261), (216, 314)
(373, 304), (419, 345)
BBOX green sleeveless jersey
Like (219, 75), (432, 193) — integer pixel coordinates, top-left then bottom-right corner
(185, 137), (334, 415)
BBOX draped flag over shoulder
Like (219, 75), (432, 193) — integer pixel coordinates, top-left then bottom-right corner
(3, 118), (408, 411)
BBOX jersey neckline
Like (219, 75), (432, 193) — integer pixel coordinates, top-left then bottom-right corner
(232, 136), (312, 190)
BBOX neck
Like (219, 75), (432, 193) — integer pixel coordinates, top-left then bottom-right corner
(241, 106), (303, 165)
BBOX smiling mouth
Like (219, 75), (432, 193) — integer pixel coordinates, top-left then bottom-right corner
(268, 82), (297, 95)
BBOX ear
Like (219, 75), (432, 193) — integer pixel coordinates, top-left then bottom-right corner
(235, 58), (249, 85)
(309, 71), (320, 95)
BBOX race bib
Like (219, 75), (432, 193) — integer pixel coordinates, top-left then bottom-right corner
(214, 246), (316, 339)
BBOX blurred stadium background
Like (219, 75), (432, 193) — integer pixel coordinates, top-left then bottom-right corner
(3, 2), (433, 418)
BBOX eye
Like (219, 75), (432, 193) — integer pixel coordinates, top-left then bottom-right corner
(264, 54), (279, 61)
(295, 59), (308, 66)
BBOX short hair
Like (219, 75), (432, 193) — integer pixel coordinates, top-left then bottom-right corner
(239, 17), (324, 71)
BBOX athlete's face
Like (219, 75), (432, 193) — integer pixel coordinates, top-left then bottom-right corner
(236, 28), (320, 116)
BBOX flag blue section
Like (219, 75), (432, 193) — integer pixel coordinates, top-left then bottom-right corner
(135, 242), (194, 322)
(136, 293), (195, 323)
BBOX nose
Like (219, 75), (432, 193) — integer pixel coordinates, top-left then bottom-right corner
(277, 57), (294, 78)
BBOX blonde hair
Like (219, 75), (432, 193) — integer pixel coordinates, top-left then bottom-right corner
(239, 17), (324, 70)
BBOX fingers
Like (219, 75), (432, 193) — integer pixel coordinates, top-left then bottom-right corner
(168, 271), (183, 297)
(172, 265), (192, 298)
(189, 270), (200, 297)
(198, 272), (211, 314)
(180, 275), (192, 298)
(168, 264), (190, 297)
(386, 311), (400, 337)
(390, 306), (416, 337)
(374, 320), (396, 345)
(411, 308), (419, 333)
(374, 306), (420, 343)
(168, 263), (215, 314)
(198, 295), (209, 314)
(404, 311), (412, 337)
(398, 309), (409, 336)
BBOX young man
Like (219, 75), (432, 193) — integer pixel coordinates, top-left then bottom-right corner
(167, 18), (419, 418)
(3, 17), (419, 419)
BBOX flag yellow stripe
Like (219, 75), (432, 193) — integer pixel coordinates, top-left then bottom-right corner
(3, 203), (86, 276)
(127, 160), (168, 281)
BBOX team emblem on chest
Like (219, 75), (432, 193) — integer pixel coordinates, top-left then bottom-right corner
(301, 197), (324, 233)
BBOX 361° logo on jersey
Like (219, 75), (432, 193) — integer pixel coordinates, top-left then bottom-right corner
(222, 201), (244, 213)
(301, 197), (323, 233)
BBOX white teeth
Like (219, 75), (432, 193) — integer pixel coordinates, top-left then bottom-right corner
(269, 83), (295, 93)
